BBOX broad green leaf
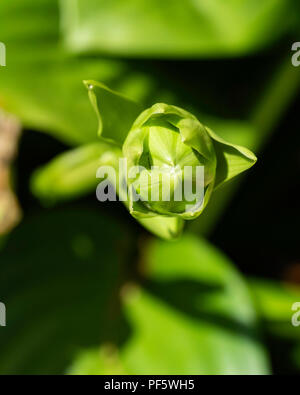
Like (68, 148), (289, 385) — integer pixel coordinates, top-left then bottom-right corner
(84, 80), (142, 145)
(249, 279), (300, 341)
(120, 236), (270, 374)
(61, 0), (295, 58)
(0, 0), (153, 146)
(69, 235), (270, 375)
(68, 348), (125, 375)
(0, 208), (133, 374)
(31, 142), (122, 204)
(207, 128), (257, 189)
(0, 0), (104, 145)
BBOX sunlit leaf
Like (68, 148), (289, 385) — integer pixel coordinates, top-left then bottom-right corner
(0, 0), (152, 145)
(249, 278), (300, 341)
(31, 142), (122, 203)
(61, 0), (295, 58)
(69, 235), (270, 375)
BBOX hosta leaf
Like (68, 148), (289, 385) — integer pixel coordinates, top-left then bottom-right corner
(61, 0), (295, 58)
(69, 235), (270, 375)
(121, 236), (270, 374)
(0, 0), (152, 146)
(31, 142), (122, 203)
(0, 208), (133, 374)
(84, 80), (142, 145)
(249, 279), (300, 341)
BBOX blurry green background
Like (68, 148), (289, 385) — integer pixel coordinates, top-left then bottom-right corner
(0, 0), (300, 375)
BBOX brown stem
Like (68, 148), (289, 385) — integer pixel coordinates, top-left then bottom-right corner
(0, 110), (22, 235)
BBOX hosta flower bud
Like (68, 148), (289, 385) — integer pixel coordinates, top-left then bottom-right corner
(123, 103), (257, 221)
(85, 81), (257, 238)
(123, 104), (218, 220)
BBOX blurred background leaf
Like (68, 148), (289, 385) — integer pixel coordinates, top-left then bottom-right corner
(0, 0), (156, 145)
(250, 279), (300, 341)
(69, 235), (270, 375)
(0, 207), (133, 374)
(31, 142), (121, 204)
(61, 0), (296, 58)
(249, 279), (300, 374)
(1, 0), (298, 152)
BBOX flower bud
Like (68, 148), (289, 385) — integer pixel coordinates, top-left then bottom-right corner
(123, 104), (217, 220)
(85, 81), (257, 238)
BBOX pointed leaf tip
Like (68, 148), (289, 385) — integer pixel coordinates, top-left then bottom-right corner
(84, 80), (142, 146)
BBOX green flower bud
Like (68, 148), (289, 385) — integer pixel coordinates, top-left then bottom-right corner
(123, 104), (217, 220)
(85, 81), (257, 239)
